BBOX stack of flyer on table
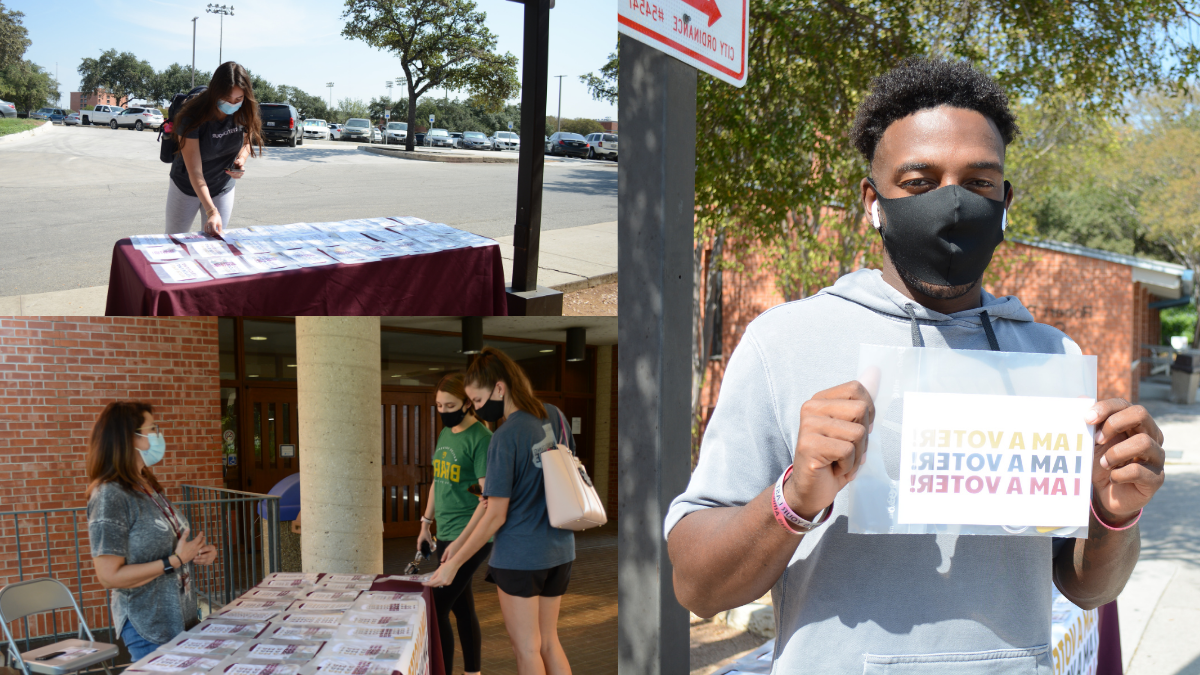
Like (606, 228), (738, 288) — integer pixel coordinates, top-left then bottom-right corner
(125, 572), (430, 675)
(129, 217), (497, 284)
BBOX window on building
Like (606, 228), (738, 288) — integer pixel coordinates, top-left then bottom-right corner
(242, 319), (298, 381)
(709, 253), (724, 359)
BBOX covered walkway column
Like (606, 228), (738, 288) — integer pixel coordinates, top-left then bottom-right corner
(297, 317), (382, 573)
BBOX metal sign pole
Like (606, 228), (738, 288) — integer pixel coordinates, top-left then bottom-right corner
(506, 0), (562, 315)
(617, 37), (695, 675)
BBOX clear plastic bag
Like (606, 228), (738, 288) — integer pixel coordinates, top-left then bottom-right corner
(847, 344), (1097, 537)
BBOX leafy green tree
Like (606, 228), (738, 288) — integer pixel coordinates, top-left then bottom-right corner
(580, 39), (617, 104)
(337, 97), (370, 123)
(0, 59), (56, 111)
(0, 1), (30, 71)
(77, 49), (154, 107)
(341, 0), (520, 150)
(149, 63), (212, 105)
(279, 85), (330, 120)
(247, 71), (281, 106)
(545, 115), (602, 136)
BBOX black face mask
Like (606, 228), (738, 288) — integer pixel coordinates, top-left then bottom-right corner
(439, 408), (467, 428)
(869, 178), (1010, 287)
(475, 391), (505, 423)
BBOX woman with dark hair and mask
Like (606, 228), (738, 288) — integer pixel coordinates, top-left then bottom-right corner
(166, 61), (265, 236)
(85, 401), (218, 660)
(425, 348), (575, 675)
(418, 372), (493, 675)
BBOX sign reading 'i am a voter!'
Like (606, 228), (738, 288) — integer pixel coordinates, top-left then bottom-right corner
(618, 0), (749, 88)
(898, 393), (1096, 528)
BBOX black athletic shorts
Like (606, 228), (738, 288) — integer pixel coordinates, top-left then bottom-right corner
(485, 561), (572, 598)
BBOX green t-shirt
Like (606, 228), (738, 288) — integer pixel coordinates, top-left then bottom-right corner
(432, 420), (492, 541)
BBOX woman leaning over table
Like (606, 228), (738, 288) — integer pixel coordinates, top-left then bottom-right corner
(86, 401), (218, 660)
(425, 347), (575, 675)
(166, 61), (264, 236)
(418, 372), (494, 675)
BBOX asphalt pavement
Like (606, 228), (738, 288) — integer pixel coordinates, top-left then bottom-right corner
(0, 123), (616, 295)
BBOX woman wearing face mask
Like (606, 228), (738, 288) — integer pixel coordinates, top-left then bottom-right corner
(418, 372), (493, 675)
(166, 61), (264, 236)
(86, 402), (218, 660)
(425, 348), (575, 675)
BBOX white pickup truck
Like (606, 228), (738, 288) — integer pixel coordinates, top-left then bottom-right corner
(81, 104), (124, 127)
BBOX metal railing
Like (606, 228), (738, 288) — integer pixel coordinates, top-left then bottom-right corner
(0, 485), (280, 673)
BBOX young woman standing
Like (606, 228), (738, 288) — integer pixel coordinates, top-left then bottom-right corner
(85, 401), (218, 660)
(418, 372), (493, 675)
(166, 61), (264, 235)
(425, 348), (575, 675)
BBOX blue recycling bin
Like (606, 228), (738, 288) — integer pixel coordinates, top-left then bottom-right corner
(259, 473), (300, 521)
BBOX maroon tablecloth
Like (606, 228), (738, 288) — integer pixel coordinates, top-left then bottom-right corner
(368, 576), (445, 675)
(1096, 600), (1121, 675)
(105, 240), (508, 316)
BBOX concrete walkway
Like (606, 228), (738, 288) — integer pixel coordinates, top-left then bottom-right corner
(0, 220), (617, 315)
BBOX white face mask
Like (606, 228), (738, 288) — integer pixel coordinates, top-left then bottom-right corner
(135, 431), (166, 466)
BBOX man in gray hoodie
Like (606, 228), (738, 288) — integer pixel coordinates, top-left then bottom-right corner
(666, 59), (1166, 673)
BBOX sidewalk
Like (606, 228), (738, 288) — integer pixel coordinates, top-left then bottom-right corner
(0, 221), (617, 315)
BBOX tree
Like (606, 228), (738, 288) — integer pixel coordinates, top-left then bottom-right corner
(279, 85), (330, 120)
(336, 97), (370, 123)
(545, 115), (602, 136)
(0, 1), (30, 71)
(580, 38), (617, 105)
(77, 49), (154, 107)
(149, 63), (213, 105)
(246, 71), (281, 106)
(0, 59), (56, 112)
(342, 0), (520, 151)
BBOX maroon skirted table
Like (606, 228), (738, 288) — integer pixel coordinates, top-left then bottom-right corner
(105, 239), (508, 316)
(366, 576), (446, 675)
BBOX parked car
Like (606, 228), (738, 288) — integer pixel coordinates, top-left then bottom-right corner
(425, 128), (453, 148)
(383, 121), (408, 145)
(260, 103), (304, 146)
(545, 132), (589, 158)
(413, 132), (426, 146)
(449, 131), (464, 148)
(29, 107), (69, 124)
(489, 130), (519, 151)
(303, 119), (330, 140)
(63, 112), (82, 126)
(82, 104), (123, 127)
(114, 107), (163, 131)
(371, 127), (383, 143)
(328, 123), (342, 140)
(0, 98), (16, 118)
(585, 132), (618, 160)
(341, 118), (372, 142)
(459, 131), (491, 150)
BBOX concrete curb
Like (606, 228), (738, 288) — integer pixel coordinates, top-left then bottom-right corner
(357, 145), (519, 163)
(551, 271), (617, 293)
(0, 120), (54, 144)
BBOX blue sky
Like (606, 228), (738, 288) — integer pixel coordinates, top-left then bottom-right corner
(14, 0), (617, 120)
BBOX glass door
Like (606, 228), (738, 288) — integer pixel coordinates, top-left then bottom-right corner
(381, 391), (436, 538)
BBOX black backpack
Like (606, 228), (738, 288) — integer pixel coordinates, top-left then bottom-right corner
(158, 86), (207, 163)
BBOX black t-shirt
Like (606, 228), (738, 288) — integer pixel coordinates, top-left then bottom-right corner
(169, 112), (245, 197)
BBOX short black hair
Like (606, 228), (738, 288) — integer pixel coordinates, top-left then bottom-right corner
(851, 58), (1019, 163)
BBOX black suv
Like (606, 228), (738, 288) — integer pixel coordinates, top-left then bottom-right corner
(260, 103), (304, 147)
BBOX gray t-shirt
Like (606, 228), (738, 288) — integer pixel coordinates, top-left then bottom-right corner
(168, 112), (244, 198)
(482, 404), (575, 570)
(87, 482), (196, 645)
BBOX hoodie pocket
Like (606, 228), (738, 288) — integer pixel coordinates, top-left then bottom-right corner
(862, 645), (1050, 675)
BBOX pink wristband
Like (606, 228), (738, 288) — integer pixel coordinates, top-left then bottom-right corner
(771, 465), (832, 534)
(1090, 500), (1142, 531)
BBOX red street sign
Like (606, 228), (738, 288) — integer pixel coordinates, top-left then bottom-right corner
(619, 0), (748, 88)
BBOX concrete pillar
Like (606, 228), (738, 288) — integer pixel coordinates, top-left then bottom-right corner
(593, 345), (613, 512)
(296, 317), (382, 574)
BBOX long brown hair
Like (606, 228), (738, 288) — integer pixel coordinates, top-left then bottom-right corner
(465, 347), (547, 419)
(174, 61), (264, 158)
(86, 401), (163, 499)
(437, 371), (491, 429)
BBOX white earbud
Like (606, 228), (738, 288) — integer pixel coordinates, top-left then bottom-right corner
(872, 200), (882, 230)
(1001, 209), (1007, 232)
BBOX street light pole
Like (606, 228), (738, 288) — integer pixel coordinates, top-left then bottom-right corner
(191, 17), (199, 87)
(206, 4), (234, 65)
(554, 74), (566, 132)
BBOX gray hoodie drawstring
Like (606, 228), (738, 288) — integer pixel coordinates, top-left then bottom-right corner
(903, 303), (1002, 351)
(902, 303), (925, 348)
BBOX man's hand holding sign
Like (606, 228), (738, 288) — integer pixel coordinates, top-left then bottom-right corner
(785, 380), (876, 521)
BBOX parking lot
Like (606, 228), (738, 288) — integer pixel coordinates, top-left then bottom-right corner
(0, 123), (616, 296)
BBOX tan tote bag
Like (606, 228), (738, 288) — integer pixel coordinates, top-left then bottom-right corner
(542, 408), (608, 531)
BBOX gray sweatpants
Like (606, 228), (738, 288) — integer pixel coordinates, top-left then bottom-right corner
(164, 180), (236, 235)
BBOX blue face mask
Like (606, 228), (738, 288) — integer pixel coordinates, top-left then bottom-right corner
(136, 432), (167, 466)
(217, 99), (243, 115)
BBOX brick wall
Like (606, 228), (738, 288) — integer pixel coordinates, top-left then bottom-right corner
(985, 242), (1136, 401)
(0, 317), (222, 637)
(608, 345), (618, 518)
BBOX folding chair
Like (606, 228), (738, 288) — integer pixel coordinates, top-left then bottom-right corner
(0, 579), (117, 675)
